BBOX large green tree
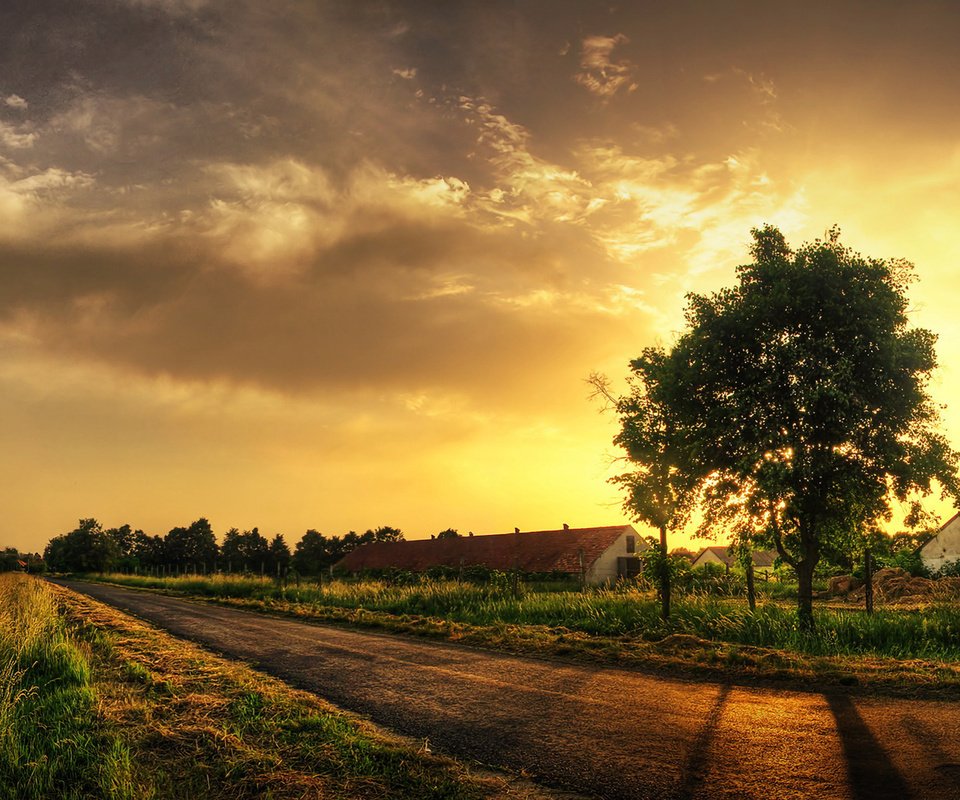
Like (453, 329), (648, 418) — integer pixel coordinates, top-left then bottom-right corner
(665, 226), (958, 626)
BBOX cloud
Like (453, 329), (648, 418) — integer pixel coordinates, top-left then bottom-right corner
(4, 94), (27, 109)
(0, 120), (36, 149)
(392, 67), (417, 80)
(0, 148), (637, 407)
(574, 34), (638, 98)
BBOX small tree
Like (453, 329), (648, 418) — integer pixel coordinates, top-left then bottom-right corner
(593, 356), (700, 620)
(292, 529), (328, 575)
(268, 534), (291, 577)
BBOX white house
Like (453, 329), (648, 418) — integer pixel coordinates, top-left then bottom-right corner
(690, 546), (777, 576)
(920, 513), (960, 573)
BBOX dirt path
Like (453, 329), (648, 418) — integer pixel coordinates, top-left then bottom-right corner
(54, 579), (960, 800)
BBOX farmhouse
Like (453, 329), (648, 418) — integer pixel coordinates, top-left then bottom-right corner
(690, 546), (777, 576)
(920, 513), (960, 573)
(335, 525), (647, 585)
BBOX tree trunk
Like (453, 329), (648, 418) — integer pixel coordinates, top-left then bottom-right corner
(659, 525), (670, 621)
(745, 557), (756, 612)
(864, 548), (874, 615)
(796, 560), (815, 630)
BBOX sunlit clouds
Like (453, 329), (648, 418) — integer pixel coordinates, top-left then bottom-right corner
(575, 34), (638, 99)
(2, 0), (960, 551)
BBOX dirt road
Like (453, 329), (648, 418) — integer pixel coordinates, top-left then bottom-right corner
(55, 579), (960, 800)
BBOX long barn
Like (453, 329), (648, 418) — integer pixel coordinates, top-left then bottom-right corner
(335, 525), (646, 585)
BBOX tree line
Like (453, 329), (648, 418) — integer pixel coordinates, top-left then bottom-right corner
(42, 518), (405, 576)
(0, 548), (44, 573)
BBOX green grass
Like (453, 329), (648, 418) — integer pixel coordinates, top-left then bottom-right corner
(91, 572), (960, 662)
(0, 573), (136, 800)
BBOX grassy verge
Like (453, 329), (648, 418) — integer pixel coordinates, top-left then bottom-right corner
(4, 575), (564, 799)
(80, 573), (960, 695)
(0, 573), (136, 799)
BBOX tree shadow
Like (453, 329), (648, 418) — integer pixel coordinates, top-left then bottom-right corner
(826, 693), (912, 800)
(898, 713), (960, 792)
(676, 683), (731, 799)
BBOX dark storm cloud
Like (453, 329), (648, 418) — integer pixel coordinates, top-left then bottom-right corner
(4, 0), (959, 404)
(0, 184), (633, 397)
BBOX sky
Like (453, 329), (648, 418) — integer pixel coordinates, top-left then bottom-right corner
(4, 0), (960, 554)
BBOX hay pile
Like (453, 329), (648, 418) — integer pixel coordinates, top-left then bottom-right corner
(829, 567), (960, 603)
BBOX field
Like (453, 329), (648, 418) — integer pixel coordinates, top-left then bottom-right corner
(0, 573), (557, 800)
(83, 572), (960, 691)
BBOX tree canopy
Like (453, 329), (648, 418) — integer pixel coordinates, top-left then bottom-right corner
(612, 226), (959, 626)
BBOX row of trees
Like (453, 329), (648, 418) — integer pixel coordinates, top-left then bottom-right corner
(0, 547), (43, 572)
(602, 226), (958, 628)
(42, 519), (406, 576)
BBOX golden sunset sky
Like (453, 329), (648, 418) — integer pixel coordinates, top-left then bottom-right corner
(3, 1), (960, 554)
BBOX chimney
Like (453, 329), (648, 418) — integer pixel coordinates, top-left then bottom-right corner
(563, 523), (569, 530)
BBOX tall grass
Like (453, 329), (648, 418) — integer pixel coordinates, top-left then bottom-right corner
(97, 572), (960, 661)
(0, 574), (135, 800)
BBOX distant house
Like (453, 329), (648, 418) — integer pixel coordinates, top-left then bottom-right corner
(920, 513), (960, 573)
(691, 546), (777, 575)
(335, 525), (647, 585)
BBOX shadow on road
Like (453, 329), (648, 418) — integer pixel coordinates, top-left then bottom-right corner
(676, 683), (731, 799)
(899, 713), (960, 793)
(826, 693), (912, 800)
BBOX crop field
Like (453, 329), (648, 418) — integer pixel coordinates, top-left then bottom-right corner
(0, 574), (555, 799)
(93, 572), (960, 663)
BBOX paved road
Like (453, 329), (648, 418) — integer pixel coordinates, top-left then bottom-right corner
(56, 580), (960, 800)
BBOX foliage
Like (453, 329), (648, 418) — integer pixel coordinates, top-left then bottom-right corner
(292, 526), (405, 575)
(164, 518), (218, 571)
(94, 572), (960, 662)
(595, 355), (701, 619)
(936, 560), (960, 578)
(0, 575), (135, 798)
(0, 548), (43, 573)
(267, 534), (291, 575)
(638, 548), (693, 591)
(221, 527), (270, 573)
(44, 519), (120, 573)
(662, 226), (959, 626)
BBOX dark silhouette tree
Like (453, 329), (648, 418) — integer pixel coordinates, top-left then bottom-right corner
(268, 534), (291, 576)
(132, 530), (166, 570)
(44, 518), (119, 573)
(436, 528), (460, 540)
(593, 355), (701, 620)
(165, 518), (218, 572)
(664, 226), (958, 627)
(292, 529), (328, 575)
(369, 526), (404, 543)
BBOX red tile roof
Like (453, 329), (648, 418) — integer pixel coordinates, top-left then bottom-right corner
(335, 525), (641, 574)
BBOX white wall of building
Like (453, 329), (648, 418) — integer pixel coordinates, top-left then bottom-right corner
(921, 514), (960, 573)
(586, 528), (647, 584)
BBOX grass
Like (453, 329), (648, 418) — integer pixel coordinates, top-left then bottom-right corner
(0, 573), (136, 800)
(89, 572), (960, 661)
(2, 574), (563, 799)
(75, 572), (960, 694)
